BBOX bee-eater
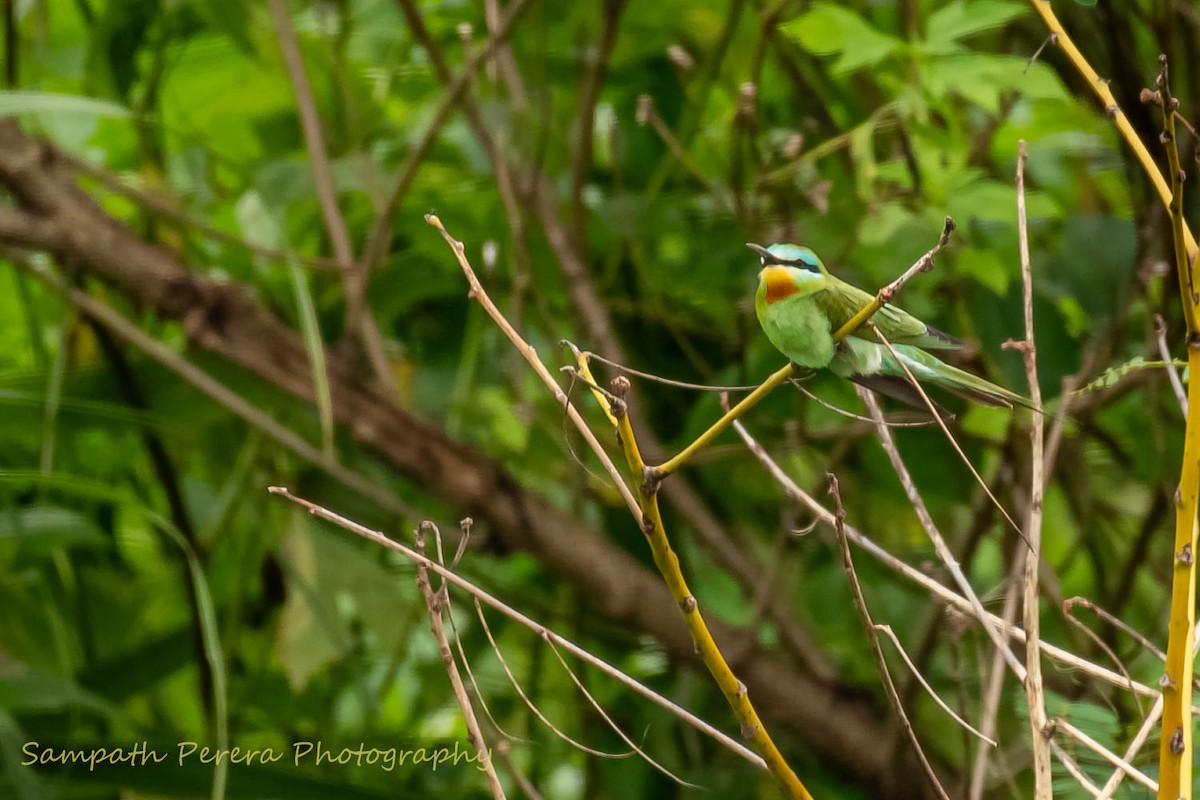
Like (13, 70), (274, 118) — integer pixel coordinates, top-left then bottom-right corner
(749, 242), (1028, 409)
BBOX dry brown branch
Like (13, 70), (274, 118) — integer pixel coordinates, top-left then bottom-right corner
(827, 474), (950, 800)
(1010, 138), (1052, 799)
(414, 522), (505, 799)
(969, 550), (1025, 800)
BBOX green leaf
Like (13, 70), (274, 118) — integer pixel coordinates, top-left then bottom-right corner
(0, 506), (109, 560)
(926, 1), (1025, 52)
(780, 4), (901, 74)
(0, 665), (113, 714)
(185, 0), (257, 56)
(955, 247), (1010, 295)
(0, 91), (131, 119)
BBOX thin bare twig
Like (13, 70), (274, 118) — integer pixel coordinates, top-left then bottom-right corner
(872, 624), (995, 746)
(827, 474), (950, 800)
(1061, 597), (1151, 718)
(1054, 717), (1157, 793)
(872, 326), (1024, 540)
(1064, 596), (1165, 661)
(969, 549), (1025, 800)
(542, 636), (699, 787)
(1049, 738), (1101, 797)
(426, 215), (639, 518)
(830, 217), (955, 341)
(1012, 138), (1052, 799)
(581, 348), (759, 392)
(472, 600), (631, 760)
(428, 524), (529, 745)
(1154, 313), (1188, 415)
(494, 741), (543, 800)
(266, 487), (767, 770)
(414, 522), (505, 799)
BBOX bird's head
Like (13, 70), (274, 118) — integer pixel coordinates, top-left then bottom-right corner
(746, 243), (827, 303)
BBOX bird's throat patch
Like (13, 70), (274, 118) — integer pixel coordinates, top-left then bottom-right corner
(761, 267), (799, 304)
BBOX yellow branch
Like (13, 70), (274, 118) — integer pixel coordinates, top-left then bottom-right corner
(576, 354), (813, 800)
(1027, 1), (1198, 264)
(1156, 58), (1199, 800)
(654, 362), (796, 478)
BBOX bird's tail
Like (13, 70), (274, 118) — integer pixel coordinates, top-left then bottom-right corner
(833, 339), (1032, 410)
(884, 343), (1031, 409)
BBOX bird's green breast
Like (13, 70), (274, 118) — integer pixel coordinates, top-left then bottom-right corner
(755, 289), (835, 369)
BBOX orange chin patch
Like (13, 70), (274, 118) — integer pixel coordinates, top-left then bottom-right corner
(761, 266), (799, 304)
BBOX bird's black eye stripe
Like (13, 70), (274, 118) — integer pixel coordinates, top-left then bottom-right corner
(784, 258), (820, 273)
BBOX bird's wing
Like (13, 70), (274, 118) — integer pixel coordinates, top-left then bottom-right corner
(815, 276), (962, 350)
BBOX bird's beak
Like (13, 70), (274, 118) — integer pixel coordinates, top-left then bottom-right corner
(745, 243), (771, 258)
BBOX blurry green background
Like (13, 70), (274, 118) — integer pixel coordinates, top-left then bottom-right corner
(0, 0), (1194, 797)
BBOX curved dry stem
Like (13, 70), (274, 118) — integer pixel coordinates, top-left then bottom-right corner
(1065, 596), (1165, 662)
(1049, 738), (1101, 798)
(542, 636), (700, 788)
(414, 522), (506, 799)
(472, 599), (632, 760)
(872, 327), (1023, 539)
(828, 474), (950, 800)
(872, 624), (995, 747)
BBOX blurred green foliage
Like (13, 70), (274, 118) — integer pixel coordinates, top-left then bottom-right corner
(0, 0), (1195, 797)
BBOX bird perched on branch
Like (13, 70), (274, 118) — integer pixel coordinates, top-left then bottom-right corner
(749, 242), (1029, 410)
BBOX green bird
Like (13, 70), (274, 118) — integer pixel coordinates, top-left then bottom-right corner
(748, 242), (1028, 410)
